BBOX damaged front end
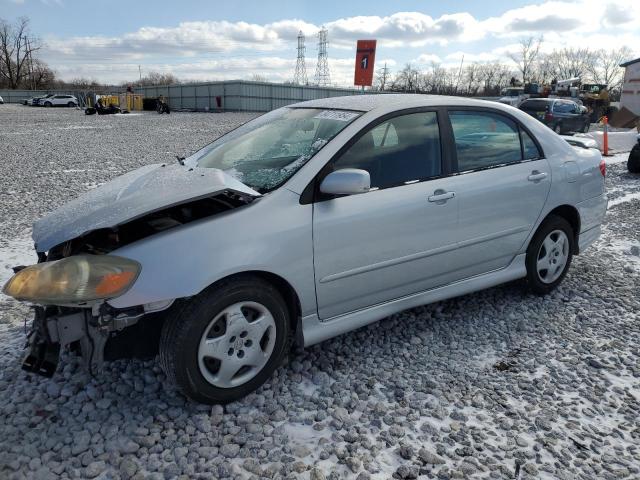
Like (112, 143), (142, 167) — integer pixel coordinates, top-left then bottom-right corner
(5, 163), (260, 378)
(22, 302), (167, 377)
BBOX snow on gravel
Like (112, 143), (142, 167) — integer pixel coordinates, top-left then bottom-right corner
(1, 104), (639, 480)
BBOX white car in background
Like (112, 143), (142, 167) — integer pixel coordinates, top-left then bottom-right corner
(41, 95), (78, 107)
(0, 95), (4, 104)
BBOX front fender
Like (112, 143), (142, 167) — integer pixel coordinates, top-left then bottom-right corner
(107, 189), (316, 316)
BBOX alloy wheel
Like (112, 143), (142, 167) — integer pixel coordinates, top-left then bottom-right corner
(197, 301), (276, 388)
(536, 229), (569, 284)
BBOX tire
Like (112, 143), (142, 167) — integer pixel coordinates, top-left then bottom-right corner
(525, 215), (574, 295)
(628, 145), (640, 173)
(553, 123), (562, 134)
(67, 102), (75, 107)
(581, 122), (589, 133)
(159, 276), (290, 404)
(44, 102), (52, 107)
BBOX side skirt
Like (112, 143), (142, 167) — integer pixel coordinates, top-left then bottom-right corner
(301, 254), (527, 347)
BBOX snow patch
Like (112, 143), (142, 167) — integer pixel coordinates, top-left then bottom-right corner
(608, 191), (640, 208)
(586, 130), (638, 153)
(0, 232), (36, 286)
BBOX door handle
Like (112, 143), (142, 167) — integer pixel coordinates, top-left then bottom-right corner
(528, 171), (547, 182)
(428, 190), (455, 203)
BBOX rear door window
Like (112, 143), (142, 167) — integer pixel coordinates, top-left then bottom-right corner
(449, 111), (523, 171)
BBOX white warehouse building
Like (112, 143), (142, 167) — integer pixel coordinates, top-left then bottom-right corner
(620, 57), (640, 116)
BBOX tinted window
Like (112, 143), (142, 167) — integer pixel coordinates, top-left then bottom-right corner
(520, 100), (551, 111)
(333, 112), (441, 189)
(521, 130), (541, 160)
(450, 111), (522, 171)
(553, 101), (577, 113)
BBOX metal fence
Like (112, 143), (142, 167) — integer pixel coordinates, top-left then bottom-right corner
(133, 81), (375, 112)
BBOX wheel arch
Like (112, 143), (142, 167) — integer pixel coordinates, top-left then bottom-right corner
(542, 205), (581, 254)
(202, 270), (304, 348)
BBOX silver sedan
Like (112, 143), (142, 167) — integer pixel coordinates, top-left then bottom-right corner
(3, 94), (607, 404)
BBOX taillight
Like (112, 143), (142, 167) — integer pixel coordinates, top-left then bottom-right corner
(599, 159), (606, 177)
(544, 112), (553, 121)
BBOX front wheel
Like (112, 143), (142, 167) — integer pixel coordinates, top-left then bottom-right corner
(159, 276), (290, 404)
(525, 215), (574, 294)
(44, 102), (52, 107)
(553, 123), (562, 134)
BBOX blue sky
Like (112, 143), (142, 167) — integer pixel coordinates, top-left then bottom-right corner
(3, 0), (639, 85)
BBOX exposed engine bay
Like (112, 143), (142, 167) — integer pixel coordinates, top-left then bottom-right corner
(21, 190), (255, 377)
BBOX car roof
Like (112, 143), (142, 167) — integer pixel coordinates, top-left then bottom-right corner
(291, 93), (513, 114)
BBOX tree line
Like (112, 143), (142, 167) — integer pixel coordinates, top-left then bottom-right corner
(377, 37), (631, 101)
(1, 17), (633, 99)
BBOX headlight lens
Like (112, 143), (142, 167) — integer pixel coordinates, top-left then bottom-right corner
(2, 255), (140, 305)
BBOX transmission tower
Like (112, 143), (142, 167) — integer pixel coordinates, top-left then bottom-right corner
(314, 27), (331, 86)
(293, 31), (308, 85)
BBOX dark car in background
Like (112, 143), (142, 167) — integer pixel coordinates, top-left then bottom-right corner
(519, 98), (590, 134)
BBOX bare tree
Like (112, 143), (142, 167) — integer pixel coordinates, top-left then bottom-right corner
(508, 36), (543, 83)
(542, 48), (595, 82)
(62, 77), (103, 89)
(390, 63), (420, 92)
(133, 71), (179, 86)
(28, 59), (55, 89)
(374, 63), (390, 91)
(587, 47), (632, 92)
(0, 17), (41, 89)
(249, 73), (268, 82)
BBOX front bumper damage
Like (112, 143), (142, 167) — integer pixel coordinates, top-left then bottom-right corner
(23, 304), (152, 377)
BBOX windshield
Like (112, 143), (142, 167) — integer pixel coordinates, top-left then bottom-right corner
(186, 107), (362, 192)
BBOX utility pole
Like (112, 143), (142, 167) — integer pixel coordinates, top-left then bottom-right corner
(26, 37), (35, 90)
(377, 63), (390, 91)
(314, 27), (331, 86)
(455, 54), (465, 95)
(293, 31), (308, 85)
(138, 65), (142, 82)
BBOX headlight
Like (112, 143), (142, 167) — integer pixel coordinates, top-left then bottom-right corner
(2, 255), (140, 305)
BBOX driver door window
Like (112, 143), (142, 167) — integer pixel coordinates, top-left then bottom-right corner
(332, 112), (442, 190)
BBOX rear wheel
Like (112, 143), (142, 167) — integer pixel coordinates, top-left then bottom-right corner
(581, 121), (590, 133)
(67, 102), (76, 107)
(525, 215), (574, 294)
(44, 102), (52, 107)
(159, 276), (290, 404)
(553, 123), (562, 134)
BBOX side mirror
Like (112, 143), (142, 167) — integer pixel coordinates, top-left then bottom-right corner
(320, 168), (370, 196)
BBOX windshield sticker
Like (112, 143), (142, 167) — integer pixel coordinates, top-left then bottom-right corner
(313, 110), (360, 122)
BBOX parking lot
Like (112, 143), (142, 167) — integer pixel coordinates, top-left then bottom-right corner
(0, 104), (639, 479)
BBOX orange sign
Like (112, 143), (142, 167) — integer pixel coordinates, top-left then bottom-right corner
(354, 40), (377, 87)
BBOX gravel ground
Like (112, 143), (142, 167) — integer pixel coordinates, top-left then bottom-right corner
(0, 104), (639, 480)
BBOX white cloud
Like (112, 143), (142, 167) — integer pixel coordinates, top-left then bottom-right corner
(413, 54), (442, 65)
(40, 0), (640, 85)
